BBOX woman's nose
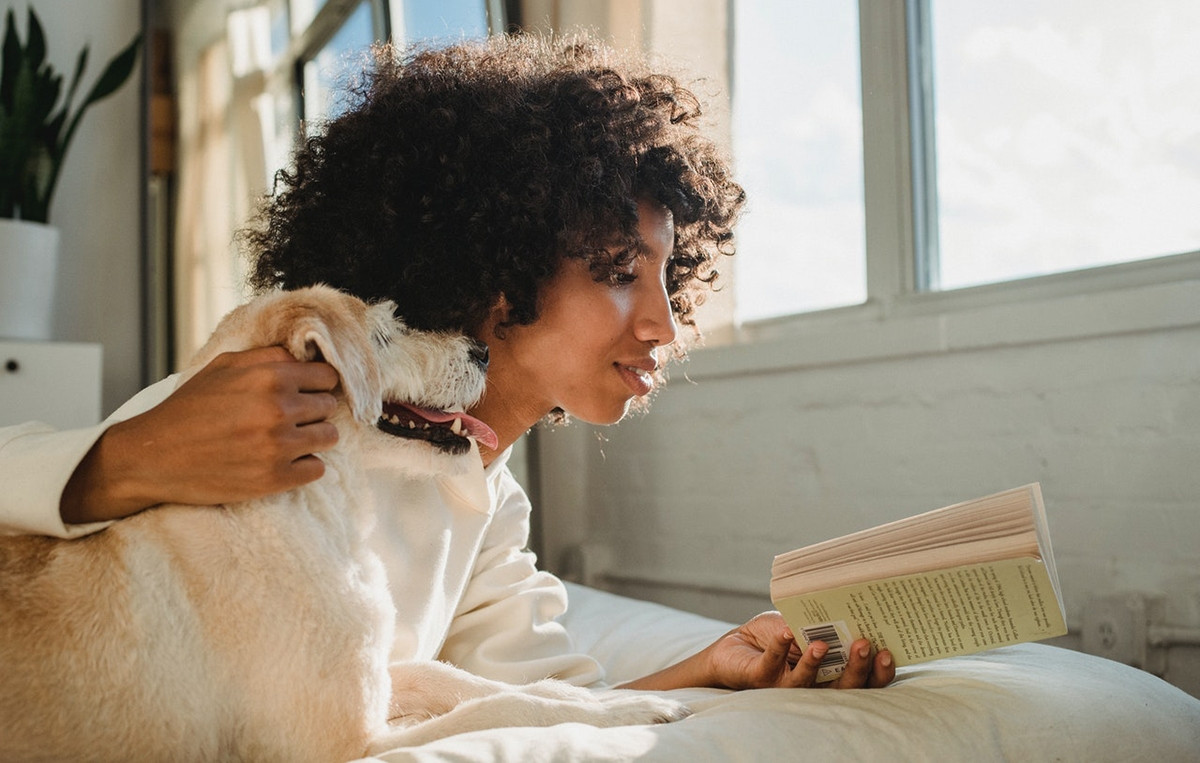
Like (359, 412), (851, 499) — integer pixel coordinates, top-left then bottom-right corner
(635, 282), (678, 348)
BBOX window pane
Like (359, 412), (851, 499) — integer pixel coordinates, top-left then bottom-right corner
(931, 0), (1200, 290)
(289, 0), (328, 35)
(398, 0), (489, 45)
(301, 0), (377, 124)
(732, 0), (865, 322)
(263, 0), (290, 63)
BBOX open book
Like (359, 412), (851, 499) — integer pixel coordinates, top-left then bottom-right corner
(770, 484), (1067, 682)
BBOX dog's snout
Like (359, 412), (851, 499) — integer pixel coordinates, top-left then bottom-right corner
(469, 339), (489, 369)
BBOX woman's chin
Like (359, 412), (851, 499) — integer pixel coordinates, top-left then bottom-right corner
(566, 399), (637, 427)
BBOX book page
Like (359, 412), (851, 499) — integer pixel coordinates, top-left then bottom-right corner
(774, 556), (1067, 678)
(771, 485), (1049, 598)
(770, 533), (1042, 600)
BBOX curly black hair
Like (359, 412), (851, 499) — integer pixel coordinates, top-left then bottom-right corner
(244, 33), (744, 344)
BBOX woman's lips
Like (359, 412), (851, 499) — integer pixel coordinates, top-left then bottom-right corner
(616, 363), (655, 396)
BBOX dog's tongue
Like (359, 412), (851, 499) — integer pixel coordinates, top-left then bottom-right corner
(398, 403), (499, 451)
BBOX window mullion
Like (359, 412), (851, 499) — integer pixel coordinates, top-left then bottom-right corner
(858, 0), (919, 304)
(905, 0), (939, 292)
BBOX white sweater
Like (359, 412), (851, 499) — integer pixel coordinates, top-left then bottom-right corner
(0, 378), (604, 686)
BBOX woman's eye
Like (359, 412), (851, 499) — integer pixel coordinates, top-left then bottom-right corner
(609, 258), (639, 285)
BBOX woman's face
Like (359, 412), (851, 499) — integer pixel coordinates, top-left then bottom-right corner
(479, 200), (679, 428)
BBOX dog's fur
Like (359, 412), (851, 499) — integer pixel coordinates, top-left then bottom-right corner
(0, 286), (685, 762)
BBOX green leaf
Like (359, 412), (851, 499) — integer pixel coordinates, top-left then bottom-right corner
(0, 12), (140, 222)
(12, 60), (38, 135)
(32, 66), (60, 125)
(25, 7), (45, 71)
(21, 150), (48, 222)
(0, 108), (20, 198)
(43, 106), (65, 150)
(1, 9), (20, 109)
(65, 46), (87, 111)
(55, 35), (140, 172)
(81, 35), (140, 108)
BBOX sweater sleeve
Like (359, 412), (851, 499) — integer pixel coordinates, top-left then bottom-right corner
(0, 377), (177, 538)
(436, 465), (607, 687)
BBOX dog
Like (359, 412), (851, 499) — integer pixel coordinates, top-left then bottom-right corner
(0, 285), (686, 762)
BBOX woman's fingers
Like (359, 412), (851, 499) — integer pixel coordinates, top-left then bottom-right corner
(869, 649), (896, 688)
(824, 640), (896, 689)
(782, 638), (828, 687)
(759, 627), (795, 676)
(777, 636), (898, 690)
(829, 639), (873, 689)
(141, 348), (344, 502)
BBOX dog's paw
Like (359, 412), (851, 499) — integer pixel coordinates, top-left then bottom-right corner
(521, 680), (690, 726)
(594, 691), (691, 726)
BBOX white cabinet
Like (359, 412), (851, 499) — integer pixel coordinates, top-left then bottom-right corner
(0, 341), (103, 429)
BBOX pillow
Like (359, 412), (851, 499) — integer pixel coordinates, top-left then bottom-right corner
(364, 584), (1200, 761)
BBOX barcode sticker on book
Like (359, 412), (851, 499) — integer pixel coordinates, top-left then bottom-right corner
(798, 621), (853, 682)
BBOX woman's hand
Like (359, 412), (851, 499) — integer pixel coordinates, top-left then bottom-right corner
(60, 347), (341, 524)
(706, 611), (894, 690)
(618, 611), (894, 692)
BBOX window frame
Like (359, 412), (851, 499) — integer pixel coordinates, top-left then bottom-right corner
(706, 0), (1200, 375)
(269, 0), (505, 134)
(294, 0), (389, 127)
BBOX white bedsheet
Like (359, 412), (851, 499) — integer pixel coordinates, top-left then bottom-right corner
(364, 583), (1200, 762)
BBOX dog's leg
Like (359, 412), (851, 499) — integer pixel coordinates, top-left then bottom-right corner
(370, 662), (688, 752)
(385, 661), (516, 720)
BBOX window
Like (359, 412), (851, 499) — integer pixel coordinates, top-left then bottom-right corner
(296, 0), (493, 125)
(265, 0), (496, 134)
(289, 0), (330, 32)
(396, 0), (491, 44)
(731, 0), (1200, 325)
(301, 0), (377, 123)
(928, 0), (1200, 290)
(732, 1), (865, 320)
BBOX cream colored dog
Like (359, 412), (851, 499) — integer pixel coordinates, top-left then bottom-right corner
(0, 286), (685, 762)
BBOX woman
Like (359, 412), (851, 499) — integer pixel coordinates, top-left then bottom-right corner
(1, 34), (893, 692)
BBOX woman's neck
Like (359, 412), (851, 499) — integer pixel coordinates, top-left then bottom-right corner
(469, 391), (547, 467)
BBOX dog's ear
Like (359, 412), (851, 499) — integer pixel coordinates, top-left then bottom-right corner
(180, 288), (383, 425)
(284, 298), (383, 426)
(176, 298), (263, 389)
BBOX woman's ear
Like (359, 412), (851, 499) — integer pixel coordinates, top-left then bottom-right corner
(476, 294), (512, 341)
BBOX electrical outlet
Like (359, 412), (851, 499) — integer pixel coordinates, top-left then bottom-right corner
(1081, 593), (1167, 674)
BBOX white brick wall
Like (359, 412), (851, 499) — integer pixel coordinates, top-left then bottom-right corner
(534, 284), (1200, 697)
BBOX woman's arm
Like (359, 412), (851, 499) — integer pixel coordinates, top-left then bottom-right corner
(618, 611), (895, 691)
(60, 346), (341, 524)
(438, 463), (607, 686)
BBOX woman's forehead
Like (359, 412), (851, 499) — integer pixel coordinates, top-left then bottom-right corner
(635, 200), (674, 257)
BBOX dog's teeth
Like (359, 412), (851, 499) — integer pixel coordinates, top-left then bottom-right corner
(388, 414), (401, 425)
(408, 421), (417, 429)
(450, 418), (463, 435)
(422, 423), (431, 429)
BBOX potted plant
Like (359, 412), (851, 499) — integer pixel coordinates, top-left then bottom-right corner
(0, 6), (139, 340)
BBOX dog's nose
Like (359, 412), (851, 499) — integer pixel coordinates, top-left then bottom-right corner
(469, 339), (489, 369)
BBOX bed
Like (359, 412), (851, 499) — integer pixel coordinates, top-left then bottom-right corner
(362, 582), (1200, 761)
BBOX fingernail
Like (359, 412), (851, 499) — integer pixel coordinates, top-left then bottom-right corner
(858, 643), (870, 659)
(811, 642), (827, 657)
(881, 652), (893, 668)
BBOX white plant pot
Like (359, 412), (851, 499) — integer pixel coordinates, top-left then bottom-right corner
(0, 218), (60, 340)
